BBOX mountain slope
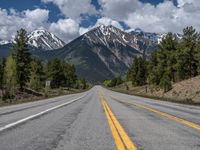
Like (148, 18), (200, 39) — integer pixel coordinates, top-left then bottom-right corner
(28, 29), (66, 50)
(0, 29), (66, 51)
(54, 25), (156, 82)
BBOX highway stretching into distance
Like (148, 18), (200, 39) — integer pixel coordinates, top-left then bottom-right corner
(0, 86), (199, 150)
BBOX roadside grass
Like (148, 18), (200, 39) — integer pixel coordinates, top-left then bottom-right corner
(0, 87), (90, 107)
(108, 82), (200, 106)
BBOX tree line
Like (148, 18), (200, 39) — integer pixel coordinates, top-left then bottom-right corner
(127, 26), (200, 92)
(103, 76), (123, 87)
(0, 29), (88, 101)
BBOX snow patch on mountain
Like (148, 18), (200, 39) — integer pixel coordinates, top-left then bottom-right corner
(0, 40), (11, 45)
(28, 29), (66, 50)
(129, 28), (182, 44)
(83, 25), (143, 52)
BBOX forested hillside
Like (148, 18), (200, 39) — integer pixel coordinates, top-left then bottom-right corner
(0, 29), (88, 103)
(127, 26), (200, 92)
(105, 26), (200, 104)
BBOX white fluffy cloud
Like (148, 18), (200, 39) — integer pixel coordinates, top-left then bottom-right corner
(42, 0), (96, 21)
(79, 27), (90, 35)
(49, 18), (80, 43)
(1, 0), (200, 43)
(0, 8), (81, 43)
(99, 0), (141, 20)
(0, 8), (49, 40)
(95, 17), (123, 29)
(99, 0), (200, 33)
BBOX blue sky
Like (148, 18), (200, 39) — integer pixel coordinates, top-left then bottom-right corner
(0, 0), (171, 26)
(0, 0), (199, 43)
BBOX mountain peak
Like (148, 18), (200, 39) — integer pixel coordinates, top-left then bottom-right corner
(28, 29), (66, 50)
(134, 28), (143, 33)
(29, 29), (48, 38)
(0, 39), (12, 45)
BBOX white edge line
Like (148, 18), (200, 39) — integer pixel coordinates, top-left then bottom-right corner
(0, 93), (87, 132)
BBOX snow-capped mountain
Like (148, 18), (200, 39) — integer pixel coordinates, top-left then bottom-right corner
(0, 29), (66, 50)
(157, 33), (182, 44)
(129, 28), (182, 44)
(82, 25), (142, 69)
(28, 29), (66, 50)
(84, 25), (149, 53)
(54, 25), (157, 82)
(83, 25), (156, 61)
(0, 39), (12, 45)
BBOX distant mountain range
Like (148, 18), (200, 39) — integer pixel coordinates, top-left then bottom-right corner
(0, 29), (65, 51)
(129, 28), (182, 44)
(0, 25), (182, 83)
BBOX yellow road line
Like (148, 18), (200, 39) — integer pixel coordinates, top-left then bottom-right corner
(104, 101), (137, 150)
(111, 96), (200, 131)
(99, 94), (137, 150)
(100, 95), (125, 150)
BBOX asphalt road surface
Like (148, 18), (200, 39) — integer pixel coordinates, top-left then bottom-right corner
(0, 86), (199, 150)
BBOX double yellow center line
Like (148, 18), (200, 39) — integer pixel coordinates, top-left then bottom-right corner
(111, 96), (200, 131)
(99, 94), (137, 150)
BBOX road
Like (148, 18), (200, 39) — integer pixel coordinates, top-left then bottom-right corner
(0, 86), (199, 150)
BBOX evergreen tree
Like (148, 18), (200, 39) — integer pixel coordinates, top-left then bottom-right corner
(129, 57), (138, 85)
(147, 32), (178, 89)
(195, 35), (200, 74)
(159, 71), (172, 92)
(147, 51), (160, 85)
(127, 61), (135, 81)
(4, 56), (17, 99)
(46, 59), (77, 88)
(81, 79), (87, 89)
(136, 57), (147, 86)
(0, 58), (6, 90)
(12, 29), (31, 91)
(129, 26), (200, 91)
(46, 59), (65, 88)
(159, 32), (178, 82)
(0, 62), (2, 89)
(64, 64), (77, 88)
(29, 59), (44, 91)
(128, 57), (147, 86)
(176, 26), (199, 80)
(116, 76), (123, 85)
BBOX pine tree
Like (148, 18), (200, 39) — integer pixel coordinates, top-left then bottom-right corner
(46, 59), (65, 88)
(159, 32), (178, 82)
(196, 36), (200, 74)
(147, 51), (160, 86)
(147, 32), (179, 89)
(0, 58), (6, 90)
(129, 57), (147, 86)
(116, 76), (123, 85)
(81, 79), (87, 89)
(136, 57), (147, 86)
(12, 29), (31, 91)
(130, 57), (139, 86)
(29, 59), (44, 91)
(63, 63), (77, 88)
(176, 26), (199, 80)
(127, 61), (134, 81)
(159, 71), (172, 92)
(4, 56), (17, 99)
(46, 59), (78, 89)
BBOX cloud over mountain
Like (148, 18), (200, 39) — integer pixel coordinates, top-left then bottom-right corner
(0, 8), (49, 40)
(0, 0), (200, 43)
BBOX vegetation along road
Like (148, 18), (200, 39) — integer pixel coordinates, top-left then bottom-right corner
(0, 86), (199, 150)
